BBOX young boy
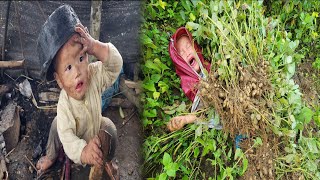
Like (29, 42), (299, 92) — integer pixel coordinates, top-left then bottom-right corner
(167, 27), (211, 131)
(36, 5), (121, 179)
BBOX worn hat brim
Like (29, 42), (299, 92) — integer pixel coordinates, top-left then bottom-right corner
(37, 4), (81, 81)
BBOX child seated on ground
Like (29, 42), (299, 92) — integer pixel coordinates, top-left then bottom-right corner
(167, 27), (212, 131)
(36, 5), (122, 179)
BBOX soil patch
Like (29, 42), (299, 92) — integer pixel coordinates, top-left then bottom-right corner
(293, 59), (320, 106)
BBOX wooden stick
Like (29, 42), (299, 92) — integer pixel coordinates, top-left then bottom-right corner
(121, 110), (137, 128)
(24, 155), (37, 172)
(5, 148), (15, 158)
(0, 60), (24, 68)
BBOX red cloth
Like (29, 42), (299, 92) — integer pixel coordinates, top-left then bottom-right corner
(169, 27), (211, 102)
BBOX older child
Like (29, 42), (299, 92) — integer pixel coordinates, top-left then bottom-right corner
(36, 5), (121, 179)
(167, 27), (211, 131)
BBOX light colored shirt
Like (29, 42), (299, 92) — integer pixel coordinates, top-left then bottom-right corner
(56, 43), (123, 164)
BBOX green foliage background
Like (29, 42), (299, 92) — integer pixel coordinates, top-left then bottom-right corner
(140, 0), (320, 179)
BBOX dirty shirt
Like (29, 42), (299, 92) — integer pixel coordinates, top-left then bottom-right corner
(56, 43), (123, 164)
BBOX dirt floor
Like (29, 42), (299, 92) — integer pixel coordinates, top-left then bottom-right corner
(1, 77), (143, 179)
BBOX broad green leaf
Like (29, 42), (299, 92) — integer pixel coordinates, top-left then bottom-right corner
(176, 101), (186, 112)
(279, 98), (289, 106)
(307, 139), (319, 153)
(285, 56), (292, 64)
(194, 147), (200, 158)
(153, 91), (160, 100)
(143, 109), (157, 118)
(186, 22), (199, 31)
(283, 129), (296, 138)
(151, 74), (161, 83)
(289, 114), (296, 129)
(182, 176), (189, 180)
(195, 124), (202, 137)
(189, 13), (196, 21)
(154, 58), (169, 73)
(288, 90), (301, 105)
(141, 34), (157, 49)
(143, 81), (156, 92)
(253, 137), (262, 147)
(180, 164), (188, 174)
(226, 167), (233, 177)
(306, 160), (317, 172)
(145, 60), (161, 73)
(141, 34), (152, 45)
(287, 63), (295, 76)
(215, 20), (223, 31)
(202, 8), (208, 19)
(227, 148), (232, 158)
(284, 146), (293, 153)
(217, 67), (225, 76)
(166, 169), (176, 177)
(234, 148), (243, 160)
(158, 173), (167, 180)
(146, 98), (160, 107)
(172, 162), (179, 170)
(289, 40), (299, 50)
(142, 118), (152, 127)
(242, 158), (248, 175)
(181, 0), (191, 11)
(179, 10), (186, 21)
(162, 152), (171, 166)
(284, 154), (295, 163)
(158, 81), (169, 93)
(296, 106), (314, 124)
(158, 0), (167, 10)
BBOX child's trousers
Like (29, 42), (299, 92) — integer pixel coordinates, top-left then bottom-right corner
(45, 116), (117, 163)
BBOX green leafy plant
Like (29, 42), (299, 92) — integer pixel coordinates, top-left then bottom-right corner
(312, 57), (320, 70)
(158, 153), (179, 179)
(265, 0), (320, 60)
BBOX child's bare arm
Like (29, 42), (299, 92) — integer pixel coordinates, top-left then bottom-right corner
(167, 114), (197, 132)
(74, 23), (109, 62)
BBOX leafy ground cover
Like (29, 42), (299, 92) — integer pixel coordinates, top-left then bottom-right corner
(140, 0), (319, 179)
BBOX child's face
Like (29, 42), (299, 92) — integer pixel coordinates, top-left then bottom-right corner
(176, 36), (200, 73)
(54, 34), (89, 100)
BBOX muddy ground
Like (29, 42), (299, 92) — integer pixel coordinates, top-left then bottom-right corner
(294, 59), (320, 106)
(1, 77), (142, 180)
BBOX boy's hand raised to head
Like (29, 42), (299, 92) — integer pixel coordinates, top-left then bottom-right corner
(74, 23), (110, 62)
(80, 135), (104, 167)
(74, 23), (96, 55)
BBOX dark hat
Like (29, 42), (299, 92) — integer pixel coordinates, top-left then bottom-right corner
(37, 4), (81, 81)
